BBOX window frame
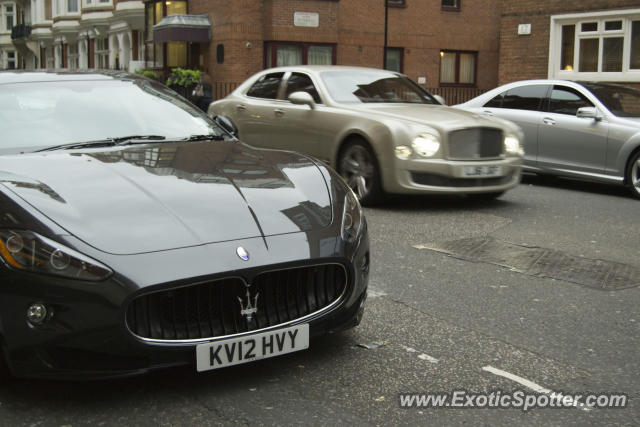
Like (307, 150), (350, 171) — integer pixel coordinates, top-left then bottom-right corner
(264, 41), (336, 68)
(82, 0), (113, 9)
(546, 84), (594, 116)
(2, 3), (16, 33)
(283, 72), (323, 104)
(245, 72), (286, 100)
(144, 0), (189, 71)
(4, 50), (17, 69)
(387, 0), (406, 8)
(441, 0), (460, 12)
(485, 84), (551, 111)
(549, 8), (640, 82)
(52, 0), (82, 17)
(385, 47), (404, 73)
(439, 49), (477, 87)
(95, 37), (108, 69)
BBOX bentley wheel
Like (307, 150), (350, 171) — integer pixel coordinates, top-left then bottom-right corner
(338, 141), (382, 205)
(626, 151), (640, 199)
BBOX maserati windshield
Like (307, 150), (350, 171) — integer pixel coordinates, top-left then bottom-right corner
(320, 70), (438, 104)
(0, 78), (225, 154)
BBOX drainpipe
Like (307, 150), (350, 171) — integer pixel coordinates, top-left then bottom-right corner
(383, 0), (388, 69)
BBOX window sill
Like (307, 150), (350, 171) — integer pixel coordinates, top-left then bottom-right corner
(441, 6), (460, 12)
(81, 4), (114, 11)
(552, 69), (640, 83)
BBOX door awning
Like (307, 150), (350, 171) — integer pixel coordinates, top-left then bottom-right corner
(153, 14), (211, 43)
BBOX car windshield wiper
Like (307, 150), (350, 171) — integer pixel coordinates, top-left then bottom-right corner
(111, 135), (167, 145)
(36, 135), (167, 152)
(181, 134), (228, 142)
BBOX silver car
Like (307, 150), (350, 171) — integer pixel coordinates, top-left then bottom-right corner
(208, 66), (523, 204)
(456, 80), (640, 199)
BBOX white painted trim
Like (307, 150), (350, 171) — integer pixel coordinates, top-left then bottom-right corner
(115, 1), (143, 12)
(550, 8), (640, 21)
(548, 8), (640, 82)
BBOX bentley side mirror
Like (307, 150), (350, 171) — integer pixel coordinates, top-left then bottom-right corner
(433, 94), (447, 105)
(288, 91), (316, 109)
(576, 107), (602, 121)
(214, 115), (238, 137)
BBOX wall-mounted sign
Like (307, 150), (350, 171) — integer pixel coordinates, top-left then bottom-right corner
(294, 12), (319, 28)
(518, 23), (531, 35)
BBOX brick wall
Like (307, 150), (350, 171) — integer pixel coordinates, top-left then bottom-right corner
(190, 0), (502, 99)
(338, 0), (501, 90)
(499, 0), (640, 85)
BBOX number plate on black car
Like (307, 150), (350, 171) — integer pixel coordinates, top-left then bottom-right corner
(196, 324), (309, 372)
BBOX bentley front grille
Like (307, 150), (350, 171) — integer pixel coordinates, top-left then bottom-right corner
(448, 128), (503, 160)
(126, 264), (347, 341)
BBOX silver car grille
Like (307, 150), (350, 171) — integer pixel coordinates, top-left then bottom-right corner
(448, 128), (504, 160)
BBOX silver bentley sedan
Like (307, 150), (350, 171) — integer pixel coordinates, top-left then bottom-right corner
(208, 66), (524, 204)
(456, 80), (640, 199)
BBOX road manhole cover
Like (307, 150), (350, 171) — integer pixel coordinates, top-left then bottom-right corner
(414, 237), (640, 291)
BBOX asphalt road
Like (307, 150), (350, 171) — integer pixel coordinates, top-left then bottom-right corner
(1, 174), (639, 426)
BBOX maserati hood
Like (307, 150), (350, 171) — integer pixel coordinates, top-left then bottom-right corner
(0, 141), (332, 255)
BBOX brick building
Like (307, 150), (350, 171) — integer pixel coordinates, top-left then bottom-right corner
(4, 0), (144, 70)
(498, 1), (640, 87)
(186, 0), (501, 101)
(4, 1), (639, 99)
(4, 0), (501, 102)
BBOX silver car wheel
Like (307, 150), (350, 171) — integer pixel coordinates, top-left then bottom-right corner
(631, 157), (640, 196)
(340, 145), (374, 200)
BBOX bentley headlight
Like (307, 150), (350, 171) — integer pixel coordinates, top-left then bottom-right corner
(341, 191), (363, 242)
(411, 133), (440, 157)
(504, 134), (523, 156)
(0, 230), (112, 281)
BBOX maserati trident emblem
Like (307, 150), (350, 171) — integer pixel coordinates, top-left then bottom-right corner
(236, 246), (249, 261)
(238, 289), (259, 321)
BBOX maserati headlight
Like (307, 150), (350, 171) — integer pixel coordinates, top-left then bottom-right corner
(341, 190), (363, 243)
(0, 230), (112, 281)
(504, 134), (523, 156)
(411, 133), (440, 157)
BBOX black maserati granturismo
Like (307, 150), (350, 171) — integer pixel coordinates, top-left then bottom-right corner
(0, 71), (369, 379)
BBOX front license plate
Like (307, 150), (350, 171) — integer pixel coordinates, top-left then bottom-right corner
(196, 324), (309, 372)
(462, 165), (503, 177)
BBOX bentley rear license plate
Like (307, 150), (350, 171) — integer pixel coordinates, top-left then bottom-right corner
(196, 324), (309, 372)
(462, 165), (503, 177)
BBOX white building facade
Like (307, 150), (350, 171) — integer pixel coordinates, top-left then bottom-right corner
(4, 0), (146, 71)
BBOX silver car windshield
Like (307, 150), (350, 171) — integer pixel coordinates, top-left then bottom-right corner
(0, 79), (225, 153)
(581, 83), (640, 118)
(320, 70), (437, 104)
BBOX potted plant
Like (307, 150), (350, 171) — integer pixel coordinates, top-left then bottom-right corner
(166, 68), (201, 101)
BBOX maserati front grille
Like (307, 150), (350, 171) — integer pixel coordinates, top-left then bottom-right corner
(126, 263), (347, 341)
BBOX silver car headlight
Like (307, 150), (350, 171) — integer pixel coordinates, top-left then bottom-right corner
(341, 191), (363, 242)
(504, 134), (523, 156)
(411, 133), (441, 158)
(0, 230), (112, 281)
